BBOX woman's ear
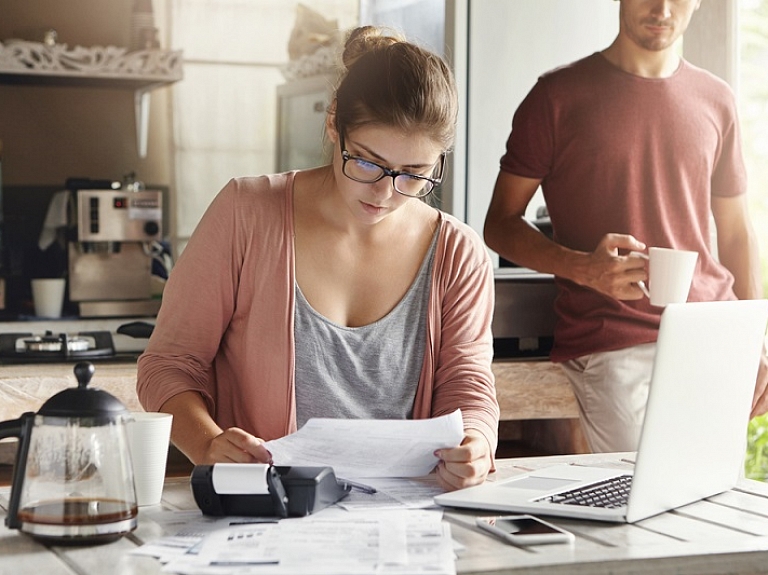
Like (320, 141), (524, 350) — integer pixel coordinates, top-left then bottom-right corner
(325, 99), (339, 143)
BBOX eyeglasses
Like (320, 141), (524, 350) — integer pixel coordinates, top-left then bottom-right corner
(339, 134), (445, 198)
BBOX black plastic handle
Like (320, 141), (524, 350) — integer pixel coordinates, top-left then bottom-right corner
(0, 417), (24, 441)
(1, 413), (36, 529)
(117, 321), (155, 339)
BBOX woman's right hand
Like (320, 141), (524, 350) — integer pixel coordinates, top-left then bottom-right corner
(200, 427), (273, 464)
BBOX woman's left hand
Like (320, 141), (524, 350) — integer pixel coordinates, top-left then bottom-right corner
(434, 430), (492, 491)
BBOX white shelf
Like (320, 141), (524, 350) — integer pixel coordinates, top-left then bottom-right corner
(0, 41), (183, 157)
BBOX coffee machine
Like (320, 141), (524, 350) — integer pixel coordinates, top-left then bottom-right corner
(68, 188), (163, 317)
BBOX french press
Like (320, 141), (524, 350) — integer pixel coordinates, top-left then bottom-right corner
(0, 362), (138, 544)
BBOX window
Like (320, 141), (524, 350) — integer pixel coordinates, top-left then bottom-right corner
(739, 0), (768, 292)
(741, 0), (768, 482)
(167, 0), (357, 253)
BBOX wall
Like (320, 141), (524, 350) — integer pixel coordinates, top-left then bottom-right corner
(168, 0), (358, 252)
(1, 0), (622, 255)
(0, 0), (172, 187)
(461, 0), (619, 260)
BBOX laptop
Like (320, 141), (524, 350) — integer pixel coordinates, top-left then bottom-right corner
(435, 299), (768, 523)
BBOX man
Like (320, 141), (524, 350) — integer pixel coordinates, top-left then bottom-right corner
(484, 0), (767, 452)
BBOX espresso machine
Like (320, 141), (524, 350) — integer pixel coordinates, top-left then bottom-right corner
(68, 187), (163, 317)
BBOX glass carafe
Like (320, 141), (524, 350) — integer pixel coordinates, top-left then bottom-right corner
(0, 362), (137, 544)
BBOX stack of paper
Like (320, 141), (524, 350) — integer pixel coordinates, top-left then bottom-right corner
(134, 509), (455, 574)
(131, 411), (467, 574)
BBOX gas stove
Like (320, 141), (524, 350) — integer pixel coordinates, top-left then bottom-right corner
(0, 318), (153, 364)
(0, 331), (120, 363)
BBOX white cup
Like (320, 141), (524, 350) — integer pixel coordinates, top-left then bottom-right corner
(126, 412), (173, 506)
(31, 278), (66, 318)
(636, 247), (698, 307)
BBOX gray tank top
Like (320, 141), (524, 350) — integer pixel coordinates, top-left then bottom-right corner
(294, 229), (438, 429)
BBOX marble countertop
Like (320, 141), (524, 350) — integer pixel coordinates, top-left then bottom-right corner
(0, 359), (581, 463)
(0, 362), (144, 464)
(0, 359), (576, 423)
(0, 362), (143, 421)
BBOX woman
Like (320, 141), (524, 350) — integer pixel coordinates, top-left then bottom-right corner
(137, 26), (499, 491)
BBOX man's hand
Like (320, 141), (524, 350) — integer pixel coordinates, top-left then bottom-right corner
(199, 427), (273, 465)
(751, 352), (768, 419)
(573, 233), (648, 300)
(434, 430), (492, 491)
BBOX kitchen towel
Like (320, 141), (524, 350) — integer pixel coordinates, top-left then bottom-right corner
(38, 190), (71, 251)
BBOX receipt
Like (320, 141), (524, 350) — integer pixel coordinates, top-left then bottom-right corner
(211, 463), (271, 495)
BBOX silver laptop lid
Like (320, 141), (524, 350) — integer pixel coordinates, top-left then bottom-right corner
(434, 300), (768, 523)
(625, 299), (768, 522)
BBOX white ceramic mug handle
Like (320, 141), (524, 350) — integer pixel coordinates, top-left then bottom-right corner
(629, 251), (650, 297)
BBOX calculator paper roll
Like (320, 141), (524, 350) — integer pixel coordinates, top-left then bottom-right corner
(211, 463), (271, 495)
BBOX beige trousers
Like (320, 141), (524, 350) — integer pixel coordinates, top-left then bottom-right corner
(560, 343), (657, 453)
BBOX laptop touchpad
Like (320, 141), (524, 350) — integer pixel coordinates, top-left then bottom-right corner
(503, 476), (579, 491)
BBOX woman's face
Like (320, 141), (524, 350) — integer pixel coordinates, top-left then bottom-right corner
(327, 123), (445, 225)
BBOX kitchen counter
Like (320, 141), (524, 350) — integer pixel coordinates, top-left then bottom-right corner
(0, 362), (143, 464)
(0, 359), (578, 421)
(492, 359), (587, 455)
(493, 359), (578, 420)
(0, 359), (586, 462)
(0, 362), (143, 421)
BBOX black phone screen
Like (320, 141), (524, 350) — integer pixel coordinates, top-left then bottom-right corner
(492, 517), (561, 535)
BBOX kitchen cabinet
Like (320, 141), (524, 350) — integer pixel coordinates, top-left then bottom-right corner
(0, 40), (182, 158)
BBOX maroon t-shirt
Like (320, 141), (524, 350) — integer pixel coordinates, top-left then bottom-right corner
(500, 53), (745, 362)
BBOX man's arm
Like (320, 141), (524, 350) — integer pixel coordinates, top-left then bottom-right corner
(711, 194), (763, 300)
(711, 194), (768, 418)
(483, 170), (647, 300)
(484, 171), (561, 271)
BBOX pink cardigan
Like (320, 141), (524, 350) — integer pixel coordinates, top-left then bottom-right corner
(137, 173), (499, 453)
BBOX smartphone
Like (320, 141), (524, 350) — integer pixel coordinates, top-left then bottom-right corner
(475, 515), (575, 546)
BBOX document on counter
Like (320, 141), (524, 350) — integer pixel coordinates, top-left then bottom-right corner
(336, 476), (444, 510)
(264, 409), (464, 478)
(130, 510), (279, 564)
(158, 509), (456, 575)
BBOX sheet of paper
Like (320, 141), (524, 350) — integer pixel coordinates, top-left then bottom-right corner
(160, 510), (455, 575)
(264, 409), (464, 478)
(337, 476), (444, 510)
(130, 510), (279, 564)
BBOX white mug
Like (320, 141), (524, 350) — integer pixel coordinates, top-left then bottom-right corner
(635, 247), (698, 307)
(126, 412), (173, 506)
(31, 278), (66, 318)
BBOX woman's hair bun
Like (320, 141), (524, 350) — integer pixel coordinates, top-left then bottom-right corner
(341, 26), (405, 71)
(333, 24), (458, 150)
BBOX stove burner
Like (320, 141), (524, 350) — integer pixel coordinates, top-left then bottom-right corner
(0, 331), (116, 363)
(24, 334), (91, 353)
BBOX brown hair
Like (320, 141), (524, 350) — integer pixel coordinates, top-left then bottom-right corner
(333, 26), (458, 151)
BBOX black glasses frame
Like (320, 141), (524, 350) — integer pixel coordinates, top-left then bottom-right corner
(339, 134), (445, 198)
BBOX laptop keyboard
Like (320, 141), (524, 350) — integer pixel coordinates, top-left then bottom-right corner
(535, 474), (633, 509)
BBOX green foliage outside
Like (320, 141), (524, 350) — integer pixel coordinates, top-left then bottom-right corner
(746, 414), (768, 480)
